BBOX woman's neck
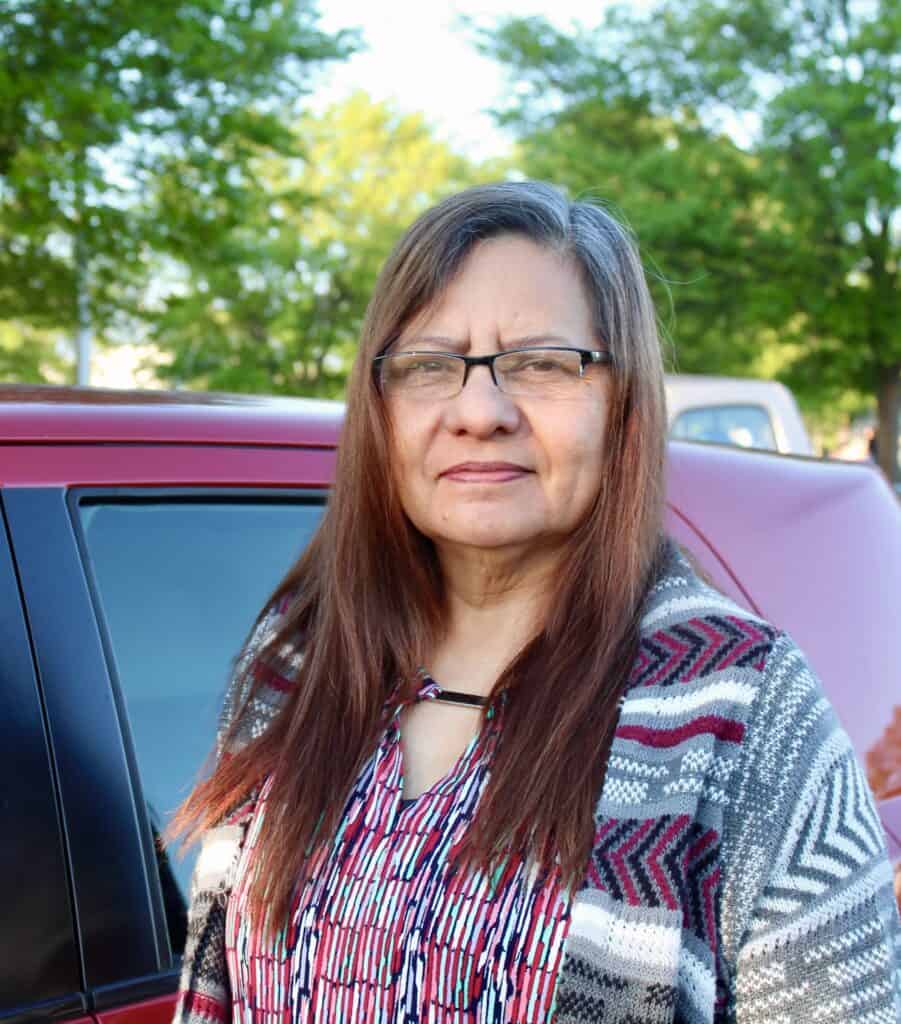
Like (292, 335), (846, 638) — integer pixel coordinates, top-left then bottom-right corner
(427, 542), (558, 696)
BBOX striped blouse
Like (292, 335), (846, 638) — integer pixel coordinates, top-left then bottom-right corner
(223, 675), (573, 1023)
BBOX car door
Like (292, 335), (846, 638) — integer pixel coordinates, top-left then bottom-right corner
(5, 484), (325, 1021)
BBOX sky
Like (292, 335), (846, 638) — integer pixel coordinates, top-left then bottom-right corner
(315, 0), (653, 161)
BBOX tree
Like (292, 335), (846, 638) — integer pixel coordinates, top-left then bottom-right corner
(0, 322), (70, 383)
(0, 0), (356, 383)
(496, 92), (790, 379)
(477, 1), (900, 480)
(150, 92), (504, 395)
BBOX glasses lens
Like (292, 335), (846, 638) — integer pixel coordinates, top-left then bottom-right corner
(379, 353), (463, 398)
(495, 348), (586, 397)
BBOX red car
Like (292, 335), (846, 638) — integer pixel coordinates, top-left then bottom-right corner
(3, 384), (899, 1024)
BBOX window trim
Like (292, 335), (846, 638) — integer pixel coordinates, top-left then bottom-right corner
(67, 486), (328, 977)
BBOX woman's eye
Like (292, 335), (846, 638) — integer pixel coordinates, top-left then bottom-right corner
(409, 359), (449, 374)
(393, 357), (457, 383)
(505, 354), (574, 375)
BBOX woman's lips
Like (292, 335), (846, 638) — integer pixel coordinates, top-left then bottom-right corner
(440, 461), (531, 483)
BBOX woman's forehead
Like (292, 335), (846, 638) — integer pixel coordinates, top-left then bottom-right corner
(397, 240), (593, 347)
(392, 332), (582, 355)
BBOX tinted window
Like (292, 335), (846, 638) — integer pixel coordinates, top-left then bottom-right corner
(671, 404), (777, 451)
(78, 496), (323, 957)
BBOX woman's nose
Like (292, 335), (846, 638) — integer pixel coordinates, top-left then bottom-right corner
(444, 364), (521, 436)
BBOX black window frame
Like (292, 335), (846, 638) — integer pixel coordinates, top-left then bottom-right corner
(0, 493), (85, 1024)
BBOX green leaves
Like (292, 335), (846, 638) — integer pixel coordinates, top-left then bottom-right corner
(0, 0), (358, 381)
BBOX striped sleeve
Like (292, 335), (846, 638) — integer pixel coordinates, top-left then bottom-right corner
(172, 803), (254, 1024)
(724, 633), (901, 1022)
(172, 603), (292, 1024)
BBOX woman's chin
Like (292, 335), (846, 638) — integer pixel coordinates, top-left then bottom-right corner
(433, 518), (547, 553)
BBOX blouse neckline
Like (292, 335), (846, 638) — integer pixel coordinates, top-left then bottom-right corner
(388, 672), (501, 809)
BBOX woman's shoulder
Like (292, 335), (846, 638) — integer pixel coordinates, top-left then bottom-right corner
(605, 545), (793, 818)
(627, 541), (842, 773)
(632, 539), (783, 692)
(619, 540), (848, 826)
(631, 541), (839, 746)
(640, 539), (772, 633)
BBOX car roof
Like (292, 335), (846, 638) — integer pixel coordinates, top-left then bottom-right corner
(664, 373), (795, 397)
(0, 384), (344, 447)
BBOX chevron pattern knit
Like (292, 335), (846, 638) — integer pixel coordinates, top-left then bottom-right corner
(174, 541), (901, 1023)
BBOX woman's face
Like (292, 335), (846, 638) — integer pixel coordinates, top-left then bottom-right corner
(385, 235), (611, 561)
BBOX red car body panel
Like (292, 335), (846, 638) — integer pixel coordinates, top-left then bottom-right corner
(0, 385), (344, 447)
(96, 993), (176, 1024)
(2, 384), (899, 866)
(0, 443), (337, 488)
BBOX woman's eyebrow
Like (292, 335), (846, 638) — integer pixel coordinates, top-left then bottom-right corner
(502, 334), (572, 349)
(395, 334), (468, 352)
(396, 333), (575, 353)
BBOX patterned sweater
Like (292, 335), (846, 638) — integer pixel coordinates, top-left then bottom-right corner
(174, 544), (901, 1023)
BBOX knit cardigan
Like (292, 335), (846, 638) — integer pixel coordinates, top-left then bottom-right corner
(173, 544), (901, 1024)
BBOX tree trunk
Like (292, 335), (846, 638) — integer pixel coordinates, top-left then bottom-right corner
(875, 364), (901, 486)
(75, 240), (92, 386)
(74, 158), (92, 386)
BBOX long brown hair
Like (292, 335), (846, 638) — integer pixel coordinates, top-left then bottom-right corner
(171, 181), (667, 932)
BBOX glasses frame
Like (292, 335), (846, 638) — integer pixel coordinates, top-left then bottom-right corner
(373, 346), (614, 399)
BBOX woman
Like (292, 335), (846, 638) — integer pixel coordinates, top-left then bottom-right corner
(172, 182), (900, 1023)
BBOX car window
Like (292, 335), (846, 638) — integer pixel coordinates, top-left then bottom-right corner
(671, 403), (777, 451)
(77, 495), (324, 959)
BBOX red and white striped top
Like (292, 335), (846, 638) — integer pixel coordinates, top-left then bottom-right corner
(224, 676), (572, 1023)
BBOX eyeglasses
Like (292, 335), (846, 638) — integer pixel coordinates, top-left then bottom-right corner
(373, 346), (613, 401)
